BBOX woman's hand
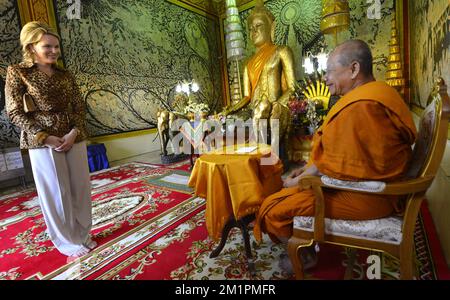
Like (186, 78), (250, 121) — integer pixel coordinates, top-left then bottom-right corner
(54, 129), (78, 152)
(44, 135), (64, 149)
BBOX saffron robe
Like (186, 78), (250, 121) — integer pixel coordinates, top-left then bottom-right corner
(254, 81), (417, 243)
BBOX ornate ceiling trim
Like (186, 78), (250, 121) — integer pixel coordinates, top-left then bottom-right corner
(166, 0), (220, 18)
(168, 0), (258, 17)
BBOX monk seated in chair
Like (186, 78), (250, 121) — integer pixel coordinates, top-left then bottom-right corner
(253, 39), (419, 275)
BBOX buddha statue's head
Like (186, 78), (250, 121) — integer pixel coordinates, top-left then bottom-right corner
(248, 0), (275, 47)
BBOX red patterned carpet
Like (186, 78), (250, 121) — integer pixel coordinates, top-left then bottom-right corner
(0, 161), (448, 280)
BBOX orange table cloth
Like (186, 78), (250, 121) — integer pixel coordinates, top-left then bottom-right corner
(188, 144), (283, 241)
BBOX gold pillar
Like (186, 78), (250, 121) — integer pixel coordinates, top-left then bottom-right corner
(385, 17), (405, 95)
(395, 0), (410, 104)
(16, 0), (58, 28)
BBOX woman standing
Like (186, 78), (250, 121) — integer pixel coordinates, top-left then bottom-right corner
(5, 21), (96, 258)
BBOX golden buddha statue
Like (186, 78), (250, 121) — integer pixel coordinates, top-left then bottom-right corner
(223, 0), (296, 147)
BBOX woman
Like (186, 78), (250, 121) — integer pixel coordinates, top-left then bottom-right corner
(5, 21), (96, 258)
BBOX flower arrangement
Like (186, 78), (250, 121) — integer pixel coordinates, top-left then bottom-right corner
(288, 97), (309, 127)
(183, 99), (209, 115)
(288, 79), (329, 135)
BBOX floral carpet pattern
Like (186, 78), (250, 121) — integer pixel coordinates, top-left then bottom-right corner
(0, 161), (448, 280)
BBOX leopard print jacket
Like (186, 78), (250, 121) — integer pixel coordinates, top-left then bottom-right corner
(5, 62), (87, 149)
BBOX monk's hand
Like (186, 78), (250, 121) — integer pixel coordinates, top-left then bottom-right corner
(287, 166), (306, 180)
(283, 176), (299, 188)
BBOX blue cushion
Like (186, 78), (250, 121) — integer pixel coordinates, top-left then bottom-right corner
(87, 144), (109, 172)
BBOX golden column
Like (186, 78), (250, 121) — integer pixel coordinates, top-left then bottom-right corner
(320, 0), (350, 47)
(16, 0), (58, 28)
(385, 17), (405, 95)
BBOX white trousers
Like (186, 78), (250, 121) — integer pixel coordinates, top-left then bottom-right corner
(29, 141), (92, 256)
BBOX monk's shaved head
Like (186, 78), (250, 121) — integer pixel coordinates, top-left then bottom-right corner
(325, 39), (375, 96)
(333, 39), (373, 77)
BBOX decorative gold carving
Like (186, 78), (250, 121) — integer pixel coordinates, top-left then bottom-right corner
(388, 53), (401, 62)
(288, 134), (312, 163)
(167, 0), (221, 18)
(302, 76), (331, 110)
(16, 0), (58, 29)
(320, 0), (350, 46)
(169, 1), (261, 18)
(385, 16), (405, 94)
(389, 45), (400, 53)
(386, 70), (404, 78)
(387, 62), (402, 71)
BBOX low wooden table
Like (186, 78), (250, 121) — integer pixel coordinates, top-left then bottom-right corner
(188, 144), (283, 275)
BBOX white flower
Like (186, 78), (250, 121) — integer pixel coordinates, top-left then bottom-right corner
(183, 99), (209, 114)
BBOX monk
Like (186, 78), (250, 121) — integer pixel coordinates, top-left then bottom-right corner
(253, 39), (417, 270)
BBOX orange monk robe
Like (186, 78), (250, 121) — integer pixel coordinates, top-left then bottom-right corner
(254, 81), (417, 243)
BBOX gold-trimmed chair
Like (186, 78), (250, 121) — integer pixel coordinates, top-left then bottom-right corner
(288, 78), (450, 280)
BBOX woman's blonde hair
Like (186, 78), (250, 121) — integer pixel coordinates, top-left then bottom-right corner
(20, 21), (60, 64)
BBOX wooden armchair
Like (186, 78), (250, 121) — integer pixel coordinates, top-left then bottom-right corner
(288, 78), (450, 280)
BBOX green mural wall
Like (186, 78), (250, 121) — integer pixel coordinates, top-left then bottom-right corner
(346, 0), (395, 80)
(0, 0), (403, 147)
(409, 0), (449, 108)
(0, 0), (22, 147)
(55, 0), (223, 137)
(233, 0), (394, 86)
